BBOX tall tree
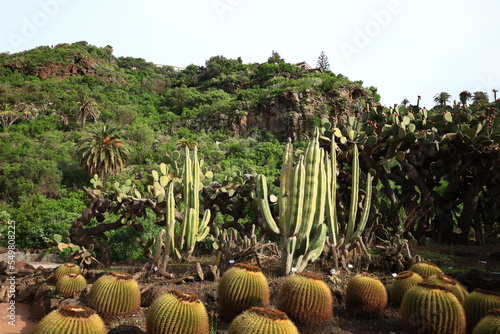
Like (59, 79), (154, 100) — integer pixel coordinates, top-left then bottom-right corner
(401, 98), (410, 107)
(492, 89), (498, 101)
(75, 124), (132, 180)
(433, 92), (451, 108)
(472, 91), (489, 105)
(459, 90), (472, 107)
(267, 50), (284, 64)
(316, 51), (330, 72)
(74, 93), (101, 131)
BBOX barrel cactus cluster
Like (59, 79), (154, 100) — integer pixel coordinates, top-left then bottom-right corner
(345, 272), (388, 319)
(54, 263), (81, 282)
(388, 270), (423, 307)
(33, 305), (106, 334)
(55, 273), (87, 298)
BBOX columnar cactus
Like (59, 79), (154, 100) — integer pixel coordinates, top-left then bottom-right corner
(146, 289), (209, 334)
(88, 271), (141, 319)
(408, 261), (444, 279)
(345, 272), (387, 319)
(473, 308), (500, 334)
(56, 273), (87, 298)
(464, 289), (500, 332)
(228, 307), (299, 334)
(54, 263), (81, 282)
(217, 263), (270, 320)
(32, 305), (106, 334)
(388, 270), (423, 307)
(424, 274), (468, 304)
(276, 272), (333, 325)
(401, 281), (466, 334)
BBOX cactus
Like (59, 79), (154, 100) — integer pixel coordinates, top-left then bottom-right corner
(212, 225), (258, 271)
(276, 272), (333, 325)
(54, 263), (81, 282)
(472, 308), (500, 334)
(424, 274), (468, 304)
(146, 289), (209, 334)
(388, 270), (423, 307)
(345, 272), (387, 319)
(464, 289), (500, 332)
(227, 307), (299, 334)
(408, 261), (444, 279)
(32, 305), (106, 334)
(217, 263), (270, 321)
(88, 271), (141, 319)
(401, 281), (466, 334)
(56, 273), (87, 298)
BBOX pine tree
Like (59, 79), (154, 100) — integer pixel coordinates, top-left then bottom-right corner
(317, 51), (330, 72)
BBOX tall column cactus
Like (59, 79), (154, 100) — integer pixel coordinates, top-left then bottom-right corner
(257, 129), (327, 274)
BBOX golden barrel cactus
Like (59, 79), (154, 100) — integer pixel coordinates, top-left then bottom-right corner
(276, 272), (333, 325)
(388, 270), (424, 307)
(401, 281), (466, 334)
(408, 261), (444, 279)
(146, 290), (209, 334)
(88, 271), (141, 319)
(54, 263), (81, 282)
(424, 274), (468, 304)
(464, 288), (500, 332)
(473, 308), (500, 334)
(32, 305), (106, 334)
(345, 272), (387, 319)
(56, 273), (87, 298)
(228, 307), (299, 334)
(217, 263), (270, 321)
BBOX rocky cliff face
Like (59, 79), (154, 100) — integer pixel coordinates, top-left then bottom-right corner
(231, 85), (367, 140)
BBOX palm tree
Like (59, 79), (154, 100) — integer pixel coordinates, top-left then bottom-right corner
(176, 138), (198, 150)
(401, 98), (410, 107)
(74, 93), (101, 131)
(433, 92), (451, 109)
(492, 89), (498, 101)
(459, 91), (472, 107)
(472, 91), (489, 105)
(75, 124), (132, 179)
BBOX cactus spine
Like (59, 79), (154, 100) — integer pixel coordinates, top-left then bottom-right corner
(56, 273), (87, 298)
(345, 272), (387, 319)
(401, 282), (466, 334)
(409, 261), (444, 279)
(33, 305), (106, 334)
(88, 271), (141, 319)
(276, 272), (333, 325)
(228, 307), (299, 334)
(472, 308), (500, 334)
(54, 263), (81, 282)
(388, 270), (423, 307)
(217, 263), (270, 320)
(146, 289), (209, 334)
(464, 289), (500, 332)
(424, 274), (468, 304)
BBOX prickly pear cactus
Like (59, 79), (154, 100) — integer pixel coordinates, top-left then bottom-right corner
(32, 305), (106, 334)
(276, 272), (333, 325)
(88, 272), (141, 319)
(56, 273), (87, 298)
(408, 261), (444, 279)
(146, 289), (209, 334)
(228, 307), (299, 334)
(54, 263), (81, 282)
(345, 272), (387, 319)
(472, 308), (500, 334)
(218, 263), (270, 321)
(424, 274), (468, 304)
(464, 289), (500, 332)
(388, 270), (423, 307)
(401, 282), (466, 334)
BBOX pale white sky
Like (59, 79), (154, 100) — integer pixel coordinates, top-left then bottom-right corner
(1, 0), (499, 108)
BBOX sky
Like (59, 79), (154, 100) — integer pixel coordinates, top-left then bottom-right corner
(0, 0), (499, 108)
